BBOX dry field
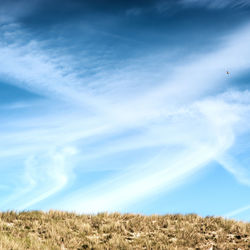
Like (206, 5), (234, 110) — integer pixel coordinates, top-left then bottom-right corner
(0, 211), (249, 249)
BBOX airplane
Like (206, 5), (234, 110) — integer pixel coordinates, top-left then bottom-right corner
(226, 70), (230, 76)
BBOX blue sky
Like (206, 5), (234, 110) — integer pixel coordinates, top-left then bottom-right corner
(0, 0), (250, 221)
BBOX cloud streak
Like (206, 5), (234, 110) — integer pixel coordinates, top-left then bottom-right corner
(224, 204), (250, 219)
(0, 17), (250, 218)
(179, 0), (250, 9)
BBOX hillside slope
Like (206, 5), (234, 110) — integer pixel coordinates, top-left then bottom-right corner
(0, 211), (249, 249)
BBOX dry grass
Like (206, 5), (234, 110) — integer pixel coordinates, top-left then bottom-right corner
(0, 211), (249, 249)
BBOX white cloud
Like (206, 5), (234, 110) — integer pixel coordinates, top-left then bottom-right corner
(52, 88), (250, 212)
(179, 0), (250, 9)
(0, 22), (250, 211)
(217, 153), (250, 186)
(1, 146), (77, 210)
(224, 204), (250, 218)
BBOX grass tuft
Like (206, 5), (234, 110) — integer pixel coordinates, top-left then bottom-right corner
(0, 211), (249, 249)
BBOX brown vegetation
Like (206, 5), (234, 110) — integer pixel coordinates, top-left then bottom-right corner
(0, 211), (249, 249)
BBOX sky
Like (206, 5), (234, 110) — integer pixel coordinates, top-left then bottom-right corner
(0, 0), (250, 221)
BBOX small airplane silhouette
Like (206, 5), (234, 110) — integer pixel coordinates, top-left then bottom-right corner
(226, 70), (230, 76)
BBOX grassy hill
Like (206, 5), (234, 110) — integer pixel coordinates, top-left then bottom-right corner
(0, 211), (249, 249)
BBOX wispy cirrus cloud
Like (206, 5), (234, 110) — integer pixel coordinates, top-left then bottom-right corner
(0, 16), (250, 217)
(49, 88), (250, 213)
(179, 0), (250, 9)
(224, 204), (250, 220)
